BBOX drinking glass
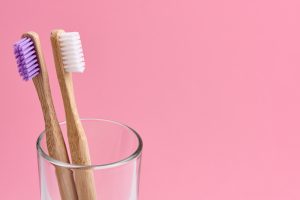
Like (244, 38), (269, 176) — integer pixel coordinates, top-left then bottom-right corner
(36, 118), (143, 200)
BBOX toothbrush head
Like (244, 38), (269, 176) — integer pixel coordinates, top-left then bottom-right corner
(58, 32), (85, 73)
(13, 37), (40, 81)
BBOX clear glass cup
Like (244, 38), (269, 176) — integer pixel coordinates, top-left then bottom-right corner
(36, 118), (143, 200)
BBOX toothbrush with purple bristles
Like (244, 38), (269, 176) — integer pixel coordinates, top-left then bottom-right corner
(14, 32), (78, 200)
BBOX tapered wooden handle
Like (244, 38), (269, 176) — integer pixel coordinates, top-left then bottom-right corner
(23, 32), (78, 200)
(51, 29), (97, 200)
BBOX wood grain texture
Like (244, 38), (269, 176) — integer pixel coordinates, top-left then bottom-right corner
(23, 32), (78, 200)
(50, 30), (97, 200)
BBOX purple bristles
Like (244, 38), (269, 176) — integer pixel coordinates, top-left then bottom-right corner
(13, 37), (40, 81)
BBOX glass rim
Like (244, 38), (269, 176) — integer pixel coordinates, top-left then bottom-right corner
(36, 118), (143, 170)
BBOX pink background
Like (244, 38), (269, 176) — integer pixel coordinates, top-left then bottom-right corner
(1, 0), (300, 199)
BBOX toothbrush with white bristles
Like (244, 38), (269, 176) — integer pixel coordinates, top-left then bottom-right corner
(51, 29), (97, 200)
(13, 32), (78, 200)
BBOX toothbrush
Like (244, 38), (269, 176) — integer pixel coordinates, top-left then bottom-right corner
(14, 32), (78, 200)
(50, 30), (97, 200)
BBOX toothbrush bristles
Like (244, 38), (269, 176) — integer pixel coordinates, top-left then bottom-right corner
(59, 32), (85, 73)
(14, 37), (40, 81)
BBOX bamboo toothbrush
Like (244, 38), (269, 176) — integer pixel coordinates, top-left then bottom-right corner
(50, 30), (97, 200)
(13, 32), (78, 200)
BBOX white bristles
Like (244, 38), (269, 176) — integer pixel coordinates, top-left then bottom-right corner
(59, 32), (85, 73)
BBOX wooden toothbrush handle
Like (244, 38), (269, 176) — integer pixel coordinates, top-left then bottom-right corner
(43, 118), (78, 200)
(24, 32), (78, 200)
(67, 119), (97, 200)
(51, 30), (97, 200)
